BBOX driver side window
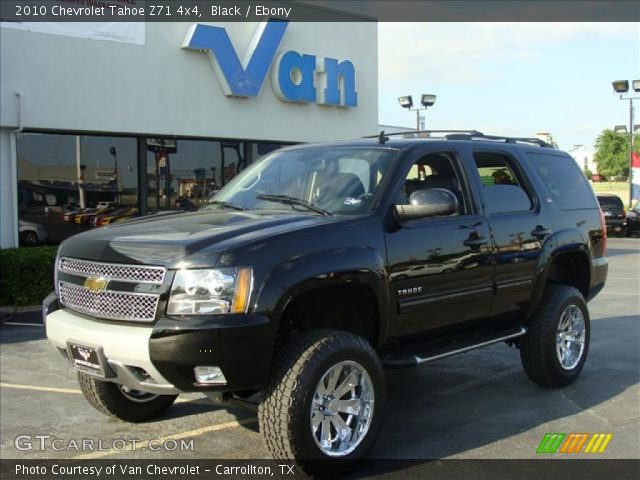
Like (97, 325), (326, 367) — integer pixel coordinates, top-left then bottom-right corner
(401, 151), (469, 216)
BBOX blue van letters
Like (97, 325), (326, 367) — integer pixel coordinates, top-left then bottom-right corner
(182, 20), (357, 107)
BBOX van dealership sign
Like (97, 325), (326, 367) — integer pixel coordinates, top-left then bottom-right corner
(182, 20), (357, 108)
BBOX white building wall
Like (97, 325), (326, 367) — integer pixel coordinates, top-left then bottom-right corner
(0, 20), (378, 248)
(0, 22), (377, 141)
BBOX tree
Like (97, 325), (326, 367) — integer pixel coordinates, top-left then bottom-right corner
(593, 129), (640, 178)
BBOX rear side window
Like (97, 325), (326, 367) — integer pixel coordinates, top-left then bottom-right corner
(526, 152), (598, 210)
(473, 151), (533, 214)
(597, 196), (623, 209)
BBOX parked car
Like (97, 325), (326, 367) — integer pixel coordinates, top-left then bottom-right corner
(91, 208), (138, 227)
(174, 197), (197, 211)
(96, 201), (117, 209)
(44, 132), (607, 477)
(597, 194), (627, 237)
(74, 208), (112, 225)
(18, 220), (48, 246)
(591, 173), (606, 182)
(625, 204), (640, 237)
(90, 208), (125, 227)
(62, 203), (79, 213)
(63, 208), (90, 223)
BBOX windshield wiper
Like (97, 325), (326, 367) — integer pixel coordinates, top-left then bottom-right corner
(208, 200), (246, 211)
(256, 194), (332, 216)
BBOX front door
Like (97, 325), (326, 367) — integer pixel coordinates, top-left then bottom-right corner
(385, 148), (494, 340)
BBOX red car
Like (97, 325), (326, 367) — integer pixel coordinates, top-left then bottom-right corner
(591, 174), (606, 182)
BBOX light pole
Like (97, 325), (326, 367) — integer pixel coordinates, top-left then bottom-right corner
(398, 94), (436, 132)
(611, 79), (640, 207)
(109, 146), (119, 204)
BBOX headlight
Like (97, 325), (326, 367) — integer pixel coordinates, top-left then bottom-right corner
(167, 267), (252, 315)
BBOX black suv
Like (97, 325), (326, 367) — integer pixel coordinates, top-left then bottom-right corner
(597, 193), (627, 237)
(44, 131), (607, 477)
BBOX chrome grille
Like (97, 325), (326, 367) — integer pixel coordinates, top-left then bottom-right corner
(58, 281), (159, 322)
(59, 257), (165, 284)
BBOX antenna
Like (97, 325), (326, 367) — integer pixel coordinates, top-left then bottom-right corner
(378, 130), (389, 145)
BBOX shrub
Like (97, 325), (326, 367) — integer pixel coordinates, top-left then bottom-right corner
(583, 167), (593, 179)
(0, 246), (58, 306)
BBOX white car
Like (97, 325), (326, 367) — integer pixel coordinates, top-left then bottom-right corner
(96, 201), (117, 209)
(19, 220), (48, 246)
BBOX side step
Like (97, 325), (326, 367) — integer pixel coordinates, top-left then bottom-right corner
(383, 326), (527, 369)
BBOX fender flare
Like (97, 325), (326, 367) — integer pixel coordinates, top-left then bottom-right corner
(525, 227), (591, 319)
(254, 246), (389, 346)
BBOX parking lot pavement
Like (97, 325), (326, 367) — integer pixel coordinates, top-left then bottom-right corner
(1, 239), (638, 469)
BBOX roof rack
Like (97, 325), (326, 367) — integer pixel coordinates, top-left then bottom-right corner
(365, 130), (556, 148)
(364, 129), (483, 139)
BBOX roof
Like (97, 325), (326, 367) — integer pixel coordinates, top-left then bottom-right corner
(282, 130), (561, 152)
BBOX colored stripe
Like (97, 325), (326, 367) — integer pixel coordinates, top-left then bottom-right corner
(590, 434), (606, 453)
(560, 433), (577, 453)
(548, 433), (566, 453)
(537, 433), (555, 453)
(598, 434), (613, 453)
(584, 434), (598, 453)
(572, 433), (589, 453)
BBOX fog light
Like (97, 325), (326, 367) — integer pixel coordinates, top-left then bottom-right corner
(194, 366), (226, 385)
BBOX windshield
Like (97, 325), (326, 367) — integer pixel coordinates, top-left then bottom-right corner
(209, 146), (398, 215)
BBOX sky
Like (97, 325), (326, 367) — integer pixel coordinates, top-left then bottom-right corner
(377, 22), (640, 152)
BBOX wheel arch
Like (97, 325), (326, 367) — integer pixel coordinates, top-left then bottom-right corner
(254, 246), (389, 348)
(526, 237), (591, 320)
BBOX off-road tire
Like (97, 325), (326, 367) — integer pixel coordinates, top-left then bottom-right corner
(77, 372), (177, 422)
(520, 285), (590, 388)
(259, 330), (385, 478)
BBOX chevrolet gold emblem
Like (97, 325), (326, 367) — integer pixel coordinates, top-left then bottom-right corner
(84, 276), (108, 293)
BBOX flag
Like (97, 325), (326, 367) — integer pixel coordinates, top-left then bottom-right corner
(632, 151), (640, 204)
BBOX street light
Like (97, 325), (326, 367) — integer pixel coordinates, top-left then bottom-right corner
(109, 146), (119, 204)
(611, 79), (640, 207)
(398, 93), (437, 131)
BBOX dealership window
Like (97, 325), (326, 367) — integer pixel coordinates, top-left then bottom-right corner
(145, 139), (246, 211)
(17, 133), (138, 245)
(144, 139), (289, 211)
(15, 133), (290, 245)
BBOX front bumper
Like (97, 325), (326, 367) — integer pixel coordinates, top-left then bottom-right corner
(44, 297), (279, 394)
(46, 308), (181, 395)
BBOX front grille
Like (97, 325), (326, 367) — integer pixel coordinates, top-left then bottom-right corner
(58, 281), (159, 322)
(58, 257), (165, 284)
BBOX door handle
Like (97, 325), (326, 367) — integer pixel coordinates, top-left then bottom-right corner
(463, 236), (488, 248)
(531, 226), (551, 239)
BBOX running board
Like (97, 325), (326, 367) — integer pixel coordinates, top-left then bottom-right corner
(383, 326), (527, 369)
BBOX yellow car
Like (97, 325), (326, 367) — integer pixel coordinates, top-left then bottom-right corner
(74, 208), (111, 225)
(104, 208), (138, 225)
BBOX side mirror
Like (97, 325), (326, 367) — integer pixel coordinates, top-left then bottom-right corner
(394, 188), (458, 220)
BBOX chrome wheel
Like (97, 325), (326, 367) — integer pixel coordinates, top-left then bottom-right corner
(310, 360), (375, 457)
(118, 385), (160, 403)
(556, 305), (586, 370)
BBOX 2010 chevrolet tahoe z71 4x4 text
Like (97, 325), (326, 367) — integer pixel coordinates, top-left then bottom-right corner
(44, 131), (608, 477)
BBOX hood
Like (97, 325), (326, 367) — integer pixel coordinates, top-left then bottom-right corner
(58, 209), (339, 267)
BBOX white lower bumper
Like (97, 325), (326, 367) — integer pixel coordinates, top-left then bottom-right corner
(46, 308), (180, 394)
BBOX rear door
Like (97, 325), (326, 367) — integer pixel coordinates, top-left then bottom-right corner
(468, 148), (552, 317)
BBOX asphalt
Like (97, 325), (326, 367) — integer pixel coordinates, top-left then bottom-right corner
(1, 238), (638, 476)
